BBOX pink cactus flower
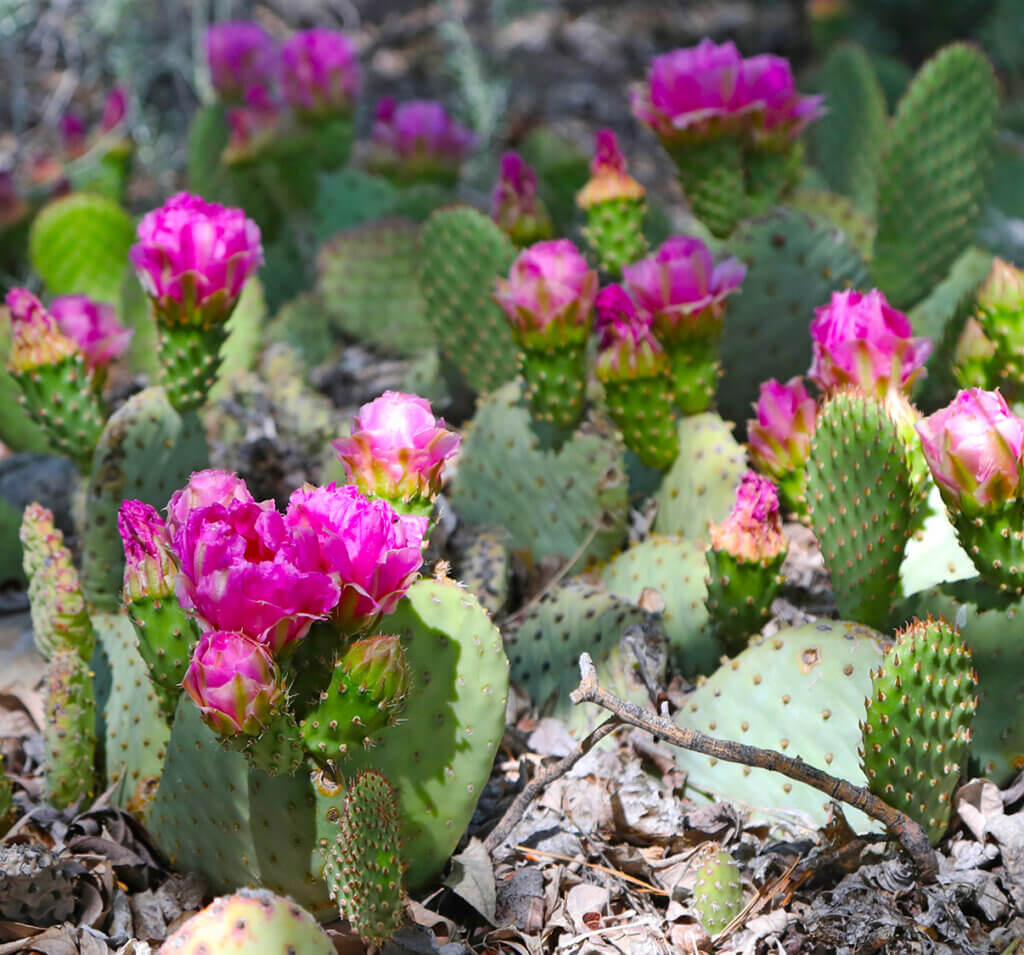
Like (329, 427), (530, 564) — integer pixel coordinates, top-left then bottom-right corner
(916, 388), (1024, 511)
(5, 288), (78, 372)
(182, 630), (284, 736)
(118, 500), (178, 602)
(368, 98), (476, 183)
(280, 28), (361, 119)
(206, 21), (278, 103)
(808, 289), (932, 398)
(130, 192), (263, 327)
(577, 129), (645, 209)
(285, 483), (426, 634)
(59, 111), (88, 159)
(747, 377), (817, 477)
(741, 55), (825, 144)
(165, 468), (255, 541)
(621, 235), (746, 341)
(49, 295), (133, 371)
(710, 471), (786, 562)
(332, 391), (460, 504)
(174, 498), (340, 653)
(494, 239), (599, 345)
(593, 283), (666, 379)
(101, 87), (129, 133)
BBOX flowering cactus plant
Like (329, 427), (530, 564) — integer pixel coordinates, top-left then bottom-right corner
(206, 21), (278, 104)
(491, 152), (553, 247)
(366, 98), (476, 185)
(280, 29), (361, 121)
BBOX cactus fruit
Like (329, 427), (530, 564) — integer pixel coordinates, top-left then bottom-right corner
(674, 620), (885, 831)
(859, 617), (977, 845)
(158, 889), (335, 955)
(43, 647), (97, 809)
(418, 206), (519, 394)
(321, 769), (405, 945)
(691, 844), (744, 936)
(873, 44), (998, 309)
(806, 391), (920, 629)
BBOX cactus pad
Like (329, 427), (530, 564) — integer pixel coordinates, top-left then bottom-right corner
(43, 647), (97, 809)
(668, 138), (746, 239)
(313, 168), (399, 242)
(691, 844), (744, 936)
(454, 525), (512, 617)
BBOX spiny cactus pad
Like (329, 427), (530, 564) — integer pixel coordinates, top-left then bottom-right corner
(652, 413), (746, 542)
(450, 381), (629, 569)
(43, 647), (97, 809)
(418, 206), (520, 394)
(313, 168), (400, 242)
(691, 844), (744, 936)
(873, 44), (998, 309)
(718, 211), (869, 429)
(806, 392), (919, 630)
(668, 138), (746, 239)
(158, 889), (335, 955)
(674, 620), (884, 832)
(455, 525), (512, 617)
(859, 617), (977, 844)
(582, 197), (648, 279)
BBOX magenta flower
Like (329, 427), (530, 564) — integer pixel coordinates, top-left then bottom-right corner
(593, 284), (665, 377)
(747, 377), (817, 477)
(494, 239), (599, 346)
(368, 98), (476, 183)
(332, 392), (460, 505)
(622, 235), (746, 341)
(280, 28), (360, 119)
(916, 389), (1024, 512)
(577, 129), (645, 209)
(118, 500), (179, 602)
(101, 87), (129, 133)
(49, 295), (133, 371)
(182, 630), (284, 736)
(491, 152), (552, 244)
(165, 468), (255, 541)
(60, 112), (88, 159)
(808, 289), (932, 398)
(741, 55), (825, 144)
(206, 21), (278, 103)
(174, 498), (340, 653)
(285, 483), (426, 634)
(130, 192), (263, 327)
(710, 471), (786, 562)
(5, 288), (77, 372)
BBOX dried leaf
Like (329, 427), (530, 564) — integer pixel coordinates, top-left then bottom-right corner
(444, 838), (496, 925)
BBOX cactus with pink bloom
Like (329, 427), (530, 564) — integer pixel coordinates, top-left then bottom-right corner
(206, 21), (278, 104)
(916, 389), (1024, 596)
(747, 377), (817, 515)
(367, 98), (476, 186)
(130, 192), (263, 411)
(593, 284), (678, 469)
(577, 129), (647, 278)
(331, 392), (460, 518)
(494, 238), (599, 433)
(808, 289), (932, 399)
(705, 471), (787, 653)
(622, 235), (746, 414)
(4, 288), (106, 471)
(491, 152), (553, 247)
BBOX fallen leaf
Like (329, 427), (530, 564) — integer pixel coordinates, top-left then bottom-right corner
(444, 837), (497, 925)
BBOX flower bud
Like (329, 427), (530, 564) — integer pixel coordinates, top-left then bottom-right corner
(118, 500), (179, 603)
(5, 288), (78, 373)
(747, 377), (817, 478)
(709, 471), (786, 563)
(577, 129), (645, 209)
(593, 284), (665, 378)
(491, 152), (553, 246)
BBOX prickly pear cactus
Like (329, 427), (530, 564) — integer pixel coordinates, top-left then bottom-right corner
(691, 844), (744, 936)
(43, 647), (97, 809)
(718, 211), (869, 429)
(318, 219), (434, 356)
(873, 44), (998, 308)
(669, 138), (746, 239)
(674, 620), (885, 832)
(454, 525), (512, 617)
(582, 197), (648, 279)
(806, 392), (920, 629)
(860, 617), (977, 844)
(313, 168), (400, 242)
(787, 190), (876, 261)
(450, 381), (629, 570)
(652, 414), (746, 541)
(81, 387), (208, 608)
(600, 534), (718, 676)
(28, 193), (135, 304)
(320, 769), (405, 945)
(159, 889), (335, 955)
(418, 207), (520, 394)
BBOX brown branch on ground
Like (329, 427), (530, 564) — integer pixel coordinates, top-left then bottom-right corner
(483, 717), (620, 854)
(569, 652), (939, 884)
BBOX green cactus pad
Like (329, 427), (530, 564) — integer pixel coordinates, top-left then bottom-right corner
(652, 413), (747, 541)
(126, 595), (198, 715)
(318, 219), (434, 356)
(418, 206), (520, 394)
(455, 526), (512, 617)
(81, 386), (208, 608)
(718, 210), (869, 430)
(600, 534), (718, 677)
(321, 769), (405, 945)
(676, 621), (885, 832)
(787, 190), (876, 261)
(582, 197), (648, 279)
(599, 375), (679, 471)
(744, 143), (803, 216)
(519, 342), (589, 433)
(28, 193), (135, 304)
(809, 44), (888, 215)
(313, 168), (400, 243)
(806, 392), (919, 629)
(667, 138), (746, 239)
(860, 617), (977, 844)
(947, 498), (1024, 599)
(207, 279), (267, 402)
(43, 647), (97, 809)
(691, 845), (744, 936)
(450, 381), (628, 569)
(159, 889), (335, 955)
(705, 547), (786, 656)
(264, 293), (335, 369)
(157, 323), (231, 413)
(873, 44), (998, 309)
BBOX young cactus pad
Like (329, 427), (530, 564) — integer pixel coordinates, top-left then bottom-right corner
(674, 620), (884, 832)
(691, 844), (744, 936)
(43, 647), (97, 809)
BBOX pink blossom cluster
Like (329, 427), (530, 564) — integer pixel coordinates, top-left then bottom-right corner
(367, 98), (477, 183)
